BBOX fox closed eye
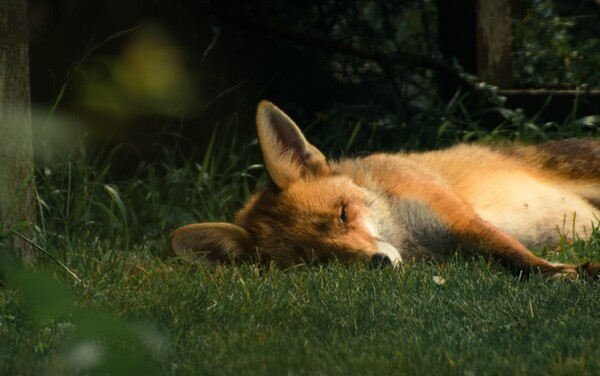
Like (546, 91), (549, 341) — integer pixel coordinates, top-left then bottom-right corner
(339, 204), (348, 225)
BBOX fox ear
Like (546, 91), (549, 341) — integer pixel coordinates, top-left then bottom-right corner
(256, 100), (329, 189)
(171, 223), (253, 264)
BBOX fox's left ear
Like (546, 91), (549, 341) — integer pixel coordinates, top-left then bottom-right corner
(171, 223), (253, 264)
(256, 101), (330, 189)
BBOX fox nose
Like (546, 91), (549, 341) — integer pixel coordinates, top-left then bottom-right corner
(371, 253), (392, 267)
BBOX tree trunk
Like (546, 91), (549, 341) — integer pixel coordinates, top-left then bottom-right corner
(475, 0), (516, 87)
(0, 0), (36, 262)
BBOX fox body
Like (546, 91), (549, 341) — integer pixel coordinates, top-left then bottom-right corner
(172, 101), (600, 278)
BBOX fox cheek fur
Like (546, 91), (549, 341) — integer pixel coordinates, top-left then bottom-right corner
(233, 178), (402, 267)
(171, 100), (600, 278)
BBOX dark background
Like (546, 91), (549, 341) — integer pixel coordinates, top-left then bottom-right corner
(27, 0), (600, 176)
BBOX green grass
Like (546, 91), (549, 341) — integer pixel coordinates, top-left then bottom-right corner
(3, 255), (600, 375)
(2, 94), (600, 375)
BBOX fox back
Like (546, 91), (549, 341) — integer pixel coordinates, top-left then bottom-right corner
(172, 101), (600, 277)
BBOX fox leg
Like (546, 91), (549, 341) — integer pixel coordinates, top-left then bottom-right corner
(450, 212), (576, 278)
(413, 186), (579, 277)
(366, 162), (582, 277)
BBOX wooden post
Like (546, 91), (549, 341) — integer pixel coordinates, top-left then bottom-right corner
(475, 0), (515, 87)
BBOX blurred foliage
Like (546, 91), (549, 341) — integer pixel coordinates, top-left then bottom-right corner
(80, 23), (196, 117)
(513, 0), (600, 88)
(1, 266), (166, 375)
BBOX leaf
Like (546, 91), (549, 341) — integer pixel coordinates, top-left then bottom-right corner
(104, 185), (127, 223)
(0, 221), (32, 239)
(575, 115), (600, 128)
(7, 267), (73, 324)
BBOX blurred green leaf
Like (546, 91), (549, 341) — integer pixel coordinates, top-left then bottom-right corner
(0, 221), (32, 239)
(576, 115), (600, 128)
(7, 267), (72, 324)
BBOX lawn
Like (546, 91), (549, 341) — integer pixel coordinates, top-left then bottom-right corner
(1, 96), (600, 376)
(2, 239), (600, 375)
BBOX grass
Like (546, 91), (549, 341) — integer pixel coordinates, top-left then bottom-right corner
(2, 94), (600, 375)
(3, 256), (600, 375)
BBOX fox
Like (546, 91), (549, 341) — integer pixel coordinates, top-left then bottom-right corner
(171, 100), (600, 278)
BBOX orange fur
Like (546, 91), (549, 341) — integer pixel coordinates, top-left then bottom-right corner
(171, 101), (600, 278)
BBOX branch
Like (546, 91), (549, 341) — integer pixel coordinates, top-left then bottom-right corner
(199, 4), (476, 93)
(499, 89), (600, 96)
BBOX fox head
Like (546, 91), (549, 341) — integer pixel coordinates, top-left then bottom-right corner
(171, 101), (402, 267)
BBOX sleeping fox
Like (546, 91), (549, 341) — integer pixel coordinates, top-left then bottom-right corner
(171, 101), (600, 278)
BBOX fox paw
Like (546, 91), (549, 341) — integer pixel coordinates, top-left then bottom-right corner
(580, 261), (600, 279)
(544, 266), (580, 281)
